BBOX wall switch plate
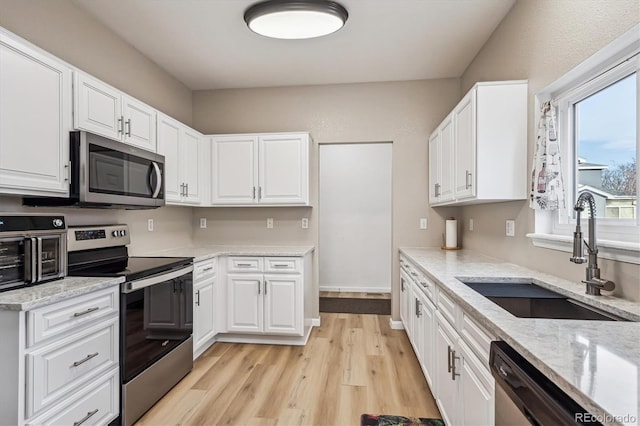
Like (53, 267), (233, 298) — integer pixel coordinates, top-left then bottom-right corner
(199, 218), (207, 229)
(147, 219), (154, 232)
(267, 218), (274, 229)
(301, 218), (309, 229)
(469, 219), (474, 231)
(506, 220), (515, 237)
(419, 218), (428, 230)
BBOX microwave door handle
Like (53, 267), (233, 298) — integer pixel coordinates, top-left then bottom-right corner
(36, 237), (43, 281)
(24, 238), (36, 284)
(151, 162), (162, 198)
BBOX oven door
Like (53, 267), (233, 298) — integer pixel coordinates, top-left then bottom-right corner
(0, 236), (34, 291)
(35, 234), (66, 282)
(121, 265), (193, 383)
(77, 131), (165, 208)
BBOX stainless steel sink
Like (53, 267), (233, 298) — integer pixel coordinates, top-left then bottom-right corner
(460, 281), (628, 321)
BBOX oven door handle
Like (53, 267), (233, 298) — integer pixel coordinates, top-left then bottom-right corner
(123, 264), (193, 293)
(151, 161), (162, 199)
(24, 237), (37, 284)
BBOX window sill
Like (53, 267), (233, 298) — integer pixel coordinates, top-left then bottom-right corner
(526, 233), (640, 265)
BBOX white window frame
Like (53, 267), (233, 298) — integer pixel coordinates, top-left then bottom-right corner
(527, 24), (640, 264)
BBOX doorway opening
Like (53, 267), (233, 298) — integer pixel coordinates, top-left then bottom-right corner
(318, 142), (392, 313)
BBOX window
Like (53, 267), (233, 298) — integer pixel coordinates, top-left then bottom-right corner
(529, 24), (640, 264)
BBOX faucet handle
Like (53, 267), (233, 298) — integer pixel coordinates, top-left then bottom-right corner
(582, 277), (615, 294)
(570, 256), (587, 264)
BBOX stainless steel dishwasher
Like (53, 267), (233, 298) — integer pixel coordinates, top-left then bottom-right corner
(490, 341), (603, 426)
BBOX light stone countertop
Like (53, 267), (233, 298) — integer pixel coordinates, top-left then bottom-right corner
(142, 245), (315, 262)
(400, 247), (640, 426)
(0, 276), (124, 311)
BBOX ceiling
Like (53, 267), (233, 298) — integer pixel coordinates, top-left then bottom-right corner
(72, 0), (515, 91)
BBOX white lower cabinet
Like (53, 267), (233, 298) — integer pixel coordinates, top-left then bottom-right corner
(401, 255), (495, 426)
(223, 256), (305, 338)
(193, 258), (216, 359)
(0, 286), (120, 426)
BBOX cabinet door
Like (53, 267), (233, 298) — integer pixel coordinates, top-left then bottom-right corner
(454, 90), (476, 199)
(122, 96), (156, 151)
(194, 277), (215, 349)
(181, 127), (201, 204)
(439, 115), (455, 202)
(157, 114), (182, 203)
(428, 132), (441, 204)
(400, 271), (410, 330)
(421, 294), (436, 389)
(226, 274), (262, 333)
(263, 275), (302, 336)
(0, 32), (72, 196)
(435, 312), (459, 426)
(74, 73), (122, 141)
(258, 134), (309, 205)
(211, 135), (259, 205)
(459, 340), (495, 426)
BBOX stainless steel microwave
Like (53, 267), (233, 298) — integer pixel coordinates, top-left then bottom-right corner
(24, 131), (165, 209)
(0, 214), (67, 292)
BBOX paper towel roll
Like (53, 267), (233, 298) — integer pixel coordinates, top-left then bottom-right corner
(445, 218), (457, 248)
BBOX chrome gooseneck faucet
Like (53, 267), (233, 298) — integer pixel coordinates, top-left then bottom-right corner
(570, 191), (615, 295)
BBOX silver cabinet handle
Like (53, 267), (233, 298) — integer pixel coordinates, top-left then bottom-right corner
(451, 350), (460, 380)
(74, 409), (99, 426)
(420, 281), (428, 287)
(118, 116), (124, 134)
(64, 160), (71, 182)
(258, 186), (262, 200)
(435, 183), (441, 197)
(264, 280), (268, 295)
(253, 186), (256, 200)
(258, 280), (261, 294)
(237, 263), (253, 267)
(400, 278), (405, 292)
(185, 183), (189, 197)
(447, 345), (452, 373)
(195, 289), (200, 306)
(465, 170), (472, 189)
(410, 271), (418, 277)
(415, 298), (422, 318)
(273, 264), (289, 268)
(203, 266), (214, 272)
(126, 119), (132, 136)
(72, 352), (99, 367)
(73, 307), (99, 317)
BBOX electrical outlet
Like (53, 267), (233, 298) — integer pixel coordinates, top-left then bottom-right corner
(199, 218), (207, 229)
(506, 220), (515, 237)
(147, 219), (154, 232)
(419, 218), (428, 230)
(267, 218), (274, 229)
(469, 219), (474, 231)
(301, 218), (309, 229)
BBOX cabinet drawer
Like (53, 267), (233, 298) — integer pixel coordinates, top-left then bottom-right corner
(264, 257), (301, 273)
(27, 286), (119, 347)
(27, 318), (118, 417)
(194, 258), (216, 280)
(461, 312), (495, 366)
(437, 288), (457, 328)
(227, 257), (263, 273)
(413, 270), (435, 303)
(27, 368), (119, 426)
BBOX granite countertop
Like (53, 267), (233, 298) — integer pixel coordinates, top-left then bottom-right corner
(399, 247), (640, 426)
(142, 245), (315, 262)
(0, 276), (124, 311)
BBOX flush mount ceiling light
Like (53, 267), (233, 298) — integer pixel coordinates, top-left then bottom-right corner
(244, 0), (348, 40)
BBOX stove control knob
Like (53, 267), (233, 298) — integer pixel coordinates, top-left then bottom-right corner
(112, 230), (119, 237)
(121, 230), (127, 236)
(52, 219), (64, 228)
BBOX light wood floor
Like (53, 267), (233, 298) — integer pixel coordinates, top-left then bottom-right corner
(136, 313), (440, 426)
(319, 292), (391, 300)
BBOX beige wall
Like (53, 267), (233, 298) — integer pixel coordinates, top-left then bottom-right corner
(458, 0), (640, 301)
(0, 0), (192, 124)
(0, 0), (195, 252)
(192, 80), (462, 318)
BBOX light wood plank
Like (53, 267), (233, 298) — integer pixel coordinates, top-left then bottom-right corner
(136, 314), (441, 426)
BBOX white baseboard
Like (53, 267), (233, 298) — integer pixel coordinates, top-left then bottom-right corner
(310, 317), (321, 327)
(389, 319), (404, 330)
(320, 285), (391, 293)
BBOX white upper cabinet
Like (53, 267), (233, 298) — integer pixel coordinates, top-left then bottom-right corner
(75, 72), (156, 152)
(429, 81), (527, 206)
(210, 132), (310, 206)
(429, 114), (454, 204)
(211, 134), (259, 205)
(157, 113), (202, 205)
(0, 29), (72, 196)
